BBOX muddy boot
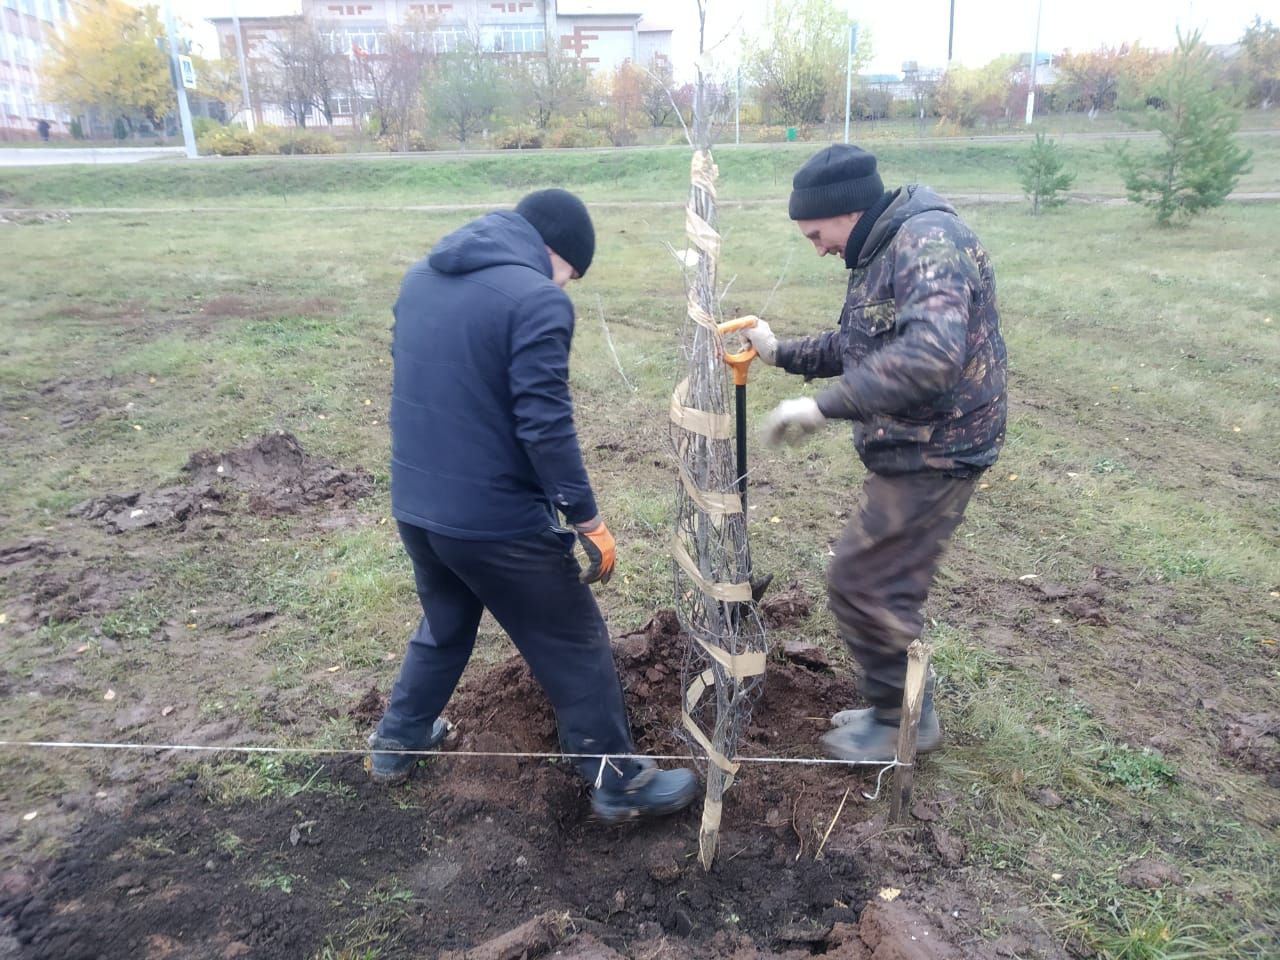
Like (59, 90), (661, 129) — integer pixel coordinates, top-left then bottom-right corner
(590, 760), (698, 823)
(830, 670), (936, 730)
(821, 700), (941, 764)
(367, 718), (449, 784)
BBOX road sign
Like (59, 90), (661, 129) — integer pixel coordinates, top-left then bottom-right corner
(178, 55), (197, 91)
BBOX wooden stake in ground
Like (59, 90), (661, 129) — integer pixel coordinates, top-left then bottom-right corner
(890, 640), (933, 823)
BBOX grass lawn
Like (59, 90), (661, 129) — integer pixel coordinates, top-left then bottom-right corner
(2, 132), (1279, 210)
(1, 152), (1277, 958)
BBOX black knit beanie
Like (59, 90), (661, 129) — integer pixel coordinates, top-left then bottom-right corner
(516, 189), (596, 277)
(788, 145), (885, 220)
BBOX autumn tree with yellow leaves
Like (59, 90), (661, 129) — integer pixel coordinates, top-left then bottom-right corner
(41, 0), (174, 135)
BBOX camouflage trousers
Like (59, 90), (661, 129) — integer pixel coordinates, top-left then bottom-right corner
(827, 471), (977, 709)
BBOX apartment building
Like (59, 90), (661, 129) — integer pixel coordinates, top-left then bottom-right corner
(209, 0), (673, 128)
(0, 0), (77, 139)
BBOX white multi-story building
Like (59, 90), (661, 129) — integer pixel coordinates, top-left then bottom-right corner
(553, 1), (671, 72)
(208, 0), (673, 128)
(0, 0), (77, 139)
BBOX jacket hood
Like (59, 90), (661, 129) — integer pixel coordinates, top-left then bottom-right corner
(427, 211), (553, 277)
(856, 185), (957, 268)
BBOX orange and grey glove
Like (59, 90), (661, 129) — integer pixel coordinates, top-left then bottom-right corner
(574, 516), (616, 585)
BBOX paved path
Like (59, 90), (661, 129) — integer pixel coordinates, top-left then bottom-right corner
(0, 147), (186, 166)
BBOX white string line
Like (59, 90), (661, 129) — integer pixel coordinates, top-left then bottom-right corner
(0, 739), (906, 770)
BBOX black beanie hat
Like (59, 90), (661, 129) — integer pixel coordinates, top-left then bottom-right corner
(516, 188), (596, 277)
(788, 145), (885, 220)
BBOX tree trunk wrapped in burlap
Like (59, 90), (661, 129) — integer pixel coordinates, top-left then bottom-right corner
(670, 81), (768, 867)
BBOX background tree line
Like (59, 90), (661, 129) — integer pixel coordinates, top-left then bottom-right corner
(40, 0), (1279, 151)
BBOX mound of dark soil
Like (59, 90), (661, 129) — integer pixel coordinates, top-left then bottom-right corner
(0, 612), (988, 959)
(71, 432), (372, 533)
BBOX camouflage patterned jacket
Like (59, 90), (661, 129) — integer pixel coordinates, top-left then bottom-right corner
(775, 185), (1007, 477)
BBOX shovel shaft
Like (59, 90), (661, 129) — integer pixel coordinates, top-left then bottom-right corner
(735, 383), (748, 505)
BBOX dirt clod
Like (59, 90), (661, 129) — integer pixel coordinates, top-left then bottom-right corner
(929, 826), (966, 869)
(1063, 597), (1108, 626)
(782, 639), (831, 670)
(72, 486), (224, 533)
(439, 911), (568, 960)
(348, 684), (388, 725)
(761, 584), (813, 628)
(0, 539), (58, 566)
(211, 608), (277, 632)
(777, 921), (833, 942)
(1032, 787), (1064, 810)
(1221, 713), (1280, 782)
(858, 900), (959, 959)
(1118, 857), (1184, 890)
(30, 567), (154, 624)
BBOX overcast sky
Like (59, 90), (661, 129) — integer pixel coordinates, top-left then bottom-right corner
(176, 0), (1270, 76)
(689, 0), (1270, 75)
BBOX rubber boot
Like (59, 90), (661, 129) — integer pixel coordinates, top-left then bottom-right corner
(823, 673), (941, 763)
(367, 718), (450, 784)
(589, 760), (698, 822)
(820, 702), (942, 763)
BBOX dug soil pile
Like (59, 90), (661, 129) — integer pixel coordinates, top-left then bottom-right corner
(72, 431), (372, 533)
(2, 612), (1000, 959)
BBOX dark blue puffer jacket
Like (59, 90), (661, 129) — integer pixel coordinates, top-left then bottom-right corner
(389, 211), (597, 540)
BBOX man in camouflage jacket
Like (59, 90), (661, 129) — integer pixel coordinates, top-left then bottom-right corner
(745, 144), (1007, 762)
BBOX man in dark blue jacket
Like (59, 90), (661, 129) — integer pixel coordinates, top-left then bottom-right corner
(370, 189), (696, 822)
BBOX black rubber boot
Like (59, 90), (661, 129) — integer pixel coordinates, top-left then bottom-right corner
(589, 761), (698, 822)
(367, 718), (450, 784)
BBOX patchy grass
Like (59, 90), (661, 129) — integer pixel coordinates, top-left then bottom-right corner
(203, 756), (354, 805)
(316, 878), (416, 960)
(251, 870), (304, 895)
(0, 152), (1276, 957)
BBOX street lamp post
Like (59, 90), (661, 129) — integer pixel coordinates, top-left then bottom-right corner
(1025, 0), (1044, 125)
(843, 23), (859, 144)
(735, 67), (741, 145)
(163, 0), (197, 158)
(948, 0), (956, 62)
(231, 0), (255, 132)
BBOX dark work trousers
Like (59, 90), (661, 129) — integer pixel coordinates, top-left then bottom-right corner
(827, 471), (977, 710)
(376, 521), (642, 788)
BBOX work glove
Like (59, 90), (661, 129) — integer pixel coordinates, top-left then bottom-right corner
(574, 516), (616, 585)
(743, 318), (778, 365)
(762, 397), (826, 447)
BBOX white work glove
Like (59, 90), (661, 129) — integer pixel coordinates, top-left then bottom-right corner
(743, 318), (778, 366)
(762, 397), (826, 447)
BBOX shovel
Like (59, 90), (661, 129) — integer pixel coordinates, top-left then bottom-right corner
(717, 315), (773, 602)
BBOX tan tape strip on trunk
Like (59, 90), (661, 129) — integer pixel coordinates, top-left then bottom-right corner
(676, 458), (742, 517)
(685, 667), (710, 713)
(685, 207), (721, 260)
(691, 150), (719, 198)
(696, 637), (766, 681)
(669, 379), (732, 441)
(686, 295), (717, 331)
(682, 670), (740, 778)
(672, 536), (753, 603)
